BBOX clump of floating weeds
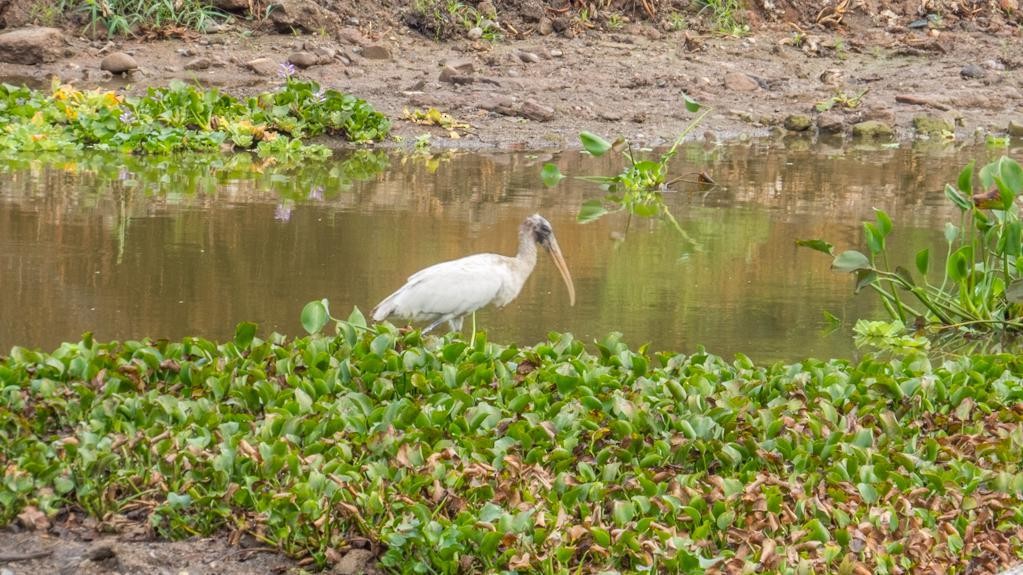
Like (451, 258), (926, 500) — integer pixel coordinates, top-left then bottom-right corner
(541, 95), (712, 245)
(1, 300), (1022, 573)
(0, 77), (389, 165)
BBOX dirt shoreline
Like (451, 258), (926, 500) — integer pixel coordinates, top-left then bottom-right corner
(0, 7), (1021, 151)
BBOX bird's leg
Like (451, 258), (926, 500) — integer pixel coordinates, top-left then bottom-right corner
(469, 311), (477, 347)
(423, 316), (447, 334)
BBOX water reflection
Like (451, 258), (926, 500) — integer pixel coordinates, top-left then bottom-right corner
(0, 141), (1012, 361)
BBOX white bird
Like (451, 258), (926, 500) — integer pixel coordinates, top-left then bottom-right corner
(372, 214), (576, 334)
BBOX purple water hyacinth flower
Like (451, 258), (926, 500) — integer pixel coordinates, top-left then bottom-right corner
(274, 203), (293, 222)
(313, 88), (326, 104)
(309, 186), (324, 201)
(119, 110), (135, 123)
(278, 62), (297, 78)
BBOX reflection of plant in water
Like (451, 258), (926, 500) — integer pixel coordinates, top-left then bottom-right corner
(541, 96), (711, 244)
(0, 149), (390, 203)
(800, 155), (1023, 343)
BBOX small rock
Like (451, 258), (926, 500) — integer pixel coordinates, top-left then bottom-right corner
(519, 99), (555, 122)
(538, 17), (554, 35)
(480, 94), (516, 113)
(88, 545), (117, 562)
(183, 57), (211, 70)
(439, 65), (472, 84)
(912, 114), (953, 137)
(723, 72), (759, 92)
(100, 51), (138, 74)
(1008, 120), (1023, 137)
(783, 114), (813, 132)
(518, 51), (541, 63)
(2, 567), (15, 575)
(360, 44), (391, 60)
(245, 57), (279, 76)
(552, 17), (570, 33)
(334, 549), (376, 575)
(267, 0), (342, 34)
(549, 49), (563, 58)
(445, 59), (475, 74)
(852, 120), (894, 139)
(467, 27), (483, 40)
(598, 109), (623, 121)
(313, 46), (337, 63)
(477, 0), (497, 19)
(0, 27), (65, 65)
(288, 51), (319, 69)
(641, 26), (662, 41)
(338, 27), (367, 46)
(817, 109), (846, 133)
(960, 63), (986, 79)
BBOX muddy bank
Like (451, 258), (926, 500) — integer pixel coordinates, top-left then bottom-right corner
(0, 3), (1021, 150)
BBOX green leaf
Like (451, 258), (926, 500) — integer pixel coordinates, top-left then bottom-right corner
(944, 183), (971, 212)
(957, 161), (975, 195)
(301, 300), (329, 334)
(874, 209), (892, 236)
(578, 199), (608, 223)
(999, 156), (1023, 196)
(347, 306), (367, 329)
(832, 250), (871, 273)
(915, 248), (930, 276)
(683, 93), (702, 113)
(863, 222), (884, 254)
(854, 269), (877, 294)
(579, 131), (612, 156)
(795, 238), (834, 255)
(894, 266), (915, 287)
(234, 322), (257, 348)
(541, 163), (565, 187)
(857, 482), (879, 504)
(716, 509), (735, 530)
(1006, 279), (1023, 303)
(946, 246), (972, 282)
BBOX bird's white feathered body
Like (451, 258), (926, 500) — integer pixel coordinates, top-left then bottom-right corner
(371, 214), (574, 333)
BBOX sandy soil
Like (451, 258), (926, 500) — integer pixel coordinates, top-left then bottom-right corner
(0, 2), (1021, 150)
(2, 1), (1023, 573)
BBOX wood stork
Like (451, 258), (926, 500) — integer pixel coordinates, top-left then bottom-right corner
(372, 214), (576, 334)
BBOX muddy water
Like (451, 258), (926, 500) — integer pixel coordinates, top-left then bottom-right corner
(0, 142), (1009, 361)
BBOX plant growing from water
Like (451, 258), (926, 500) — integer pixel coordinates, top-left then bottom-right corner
(541, 96), (710, 242)
(799, 155), (1023, 339)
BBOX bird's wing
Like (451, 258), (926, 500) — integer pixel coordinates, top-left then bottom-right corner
(374, 254), (512, 322)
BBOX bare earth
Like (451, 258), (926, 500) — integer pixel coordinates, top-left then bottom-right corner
(2, 2), (1023, 574)
(0, 4), (1021, 150)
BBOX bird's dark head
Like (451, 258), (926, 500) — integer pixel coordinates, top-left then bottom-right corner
(523, 214), (554, 246)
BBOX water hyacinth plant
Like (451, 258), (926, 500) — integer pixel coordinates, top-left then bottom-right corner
(1, 302), (1022, 573)
(799, 156), (1023, 343)
(0, 77), (389, 161)
(542, 95), (710, 241)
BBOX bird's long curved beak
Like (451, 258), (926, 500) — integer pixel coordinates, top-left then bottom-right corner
(545, 234), (576, 306)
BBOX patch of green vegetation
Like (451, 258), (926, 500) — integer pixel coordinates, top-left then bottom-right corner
(815, 89), (868, 112)
(666, 10), (688, 31)
(800, 155), (1023, 341)
(0, 77), (389, 164)
(2, 304), (1023, 573)
(407, 0), (501, 41)
(57, 0), (226, 37)
(541, 95), (710, 244)
(698, 0), (749, 36)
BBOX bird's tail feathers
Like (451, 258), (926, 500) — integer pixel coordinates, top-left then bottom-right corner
(371, 293), (398, 322)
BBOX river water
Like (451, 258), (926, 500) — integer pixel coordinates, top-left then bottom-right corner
(0, 140), (1009, 361)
